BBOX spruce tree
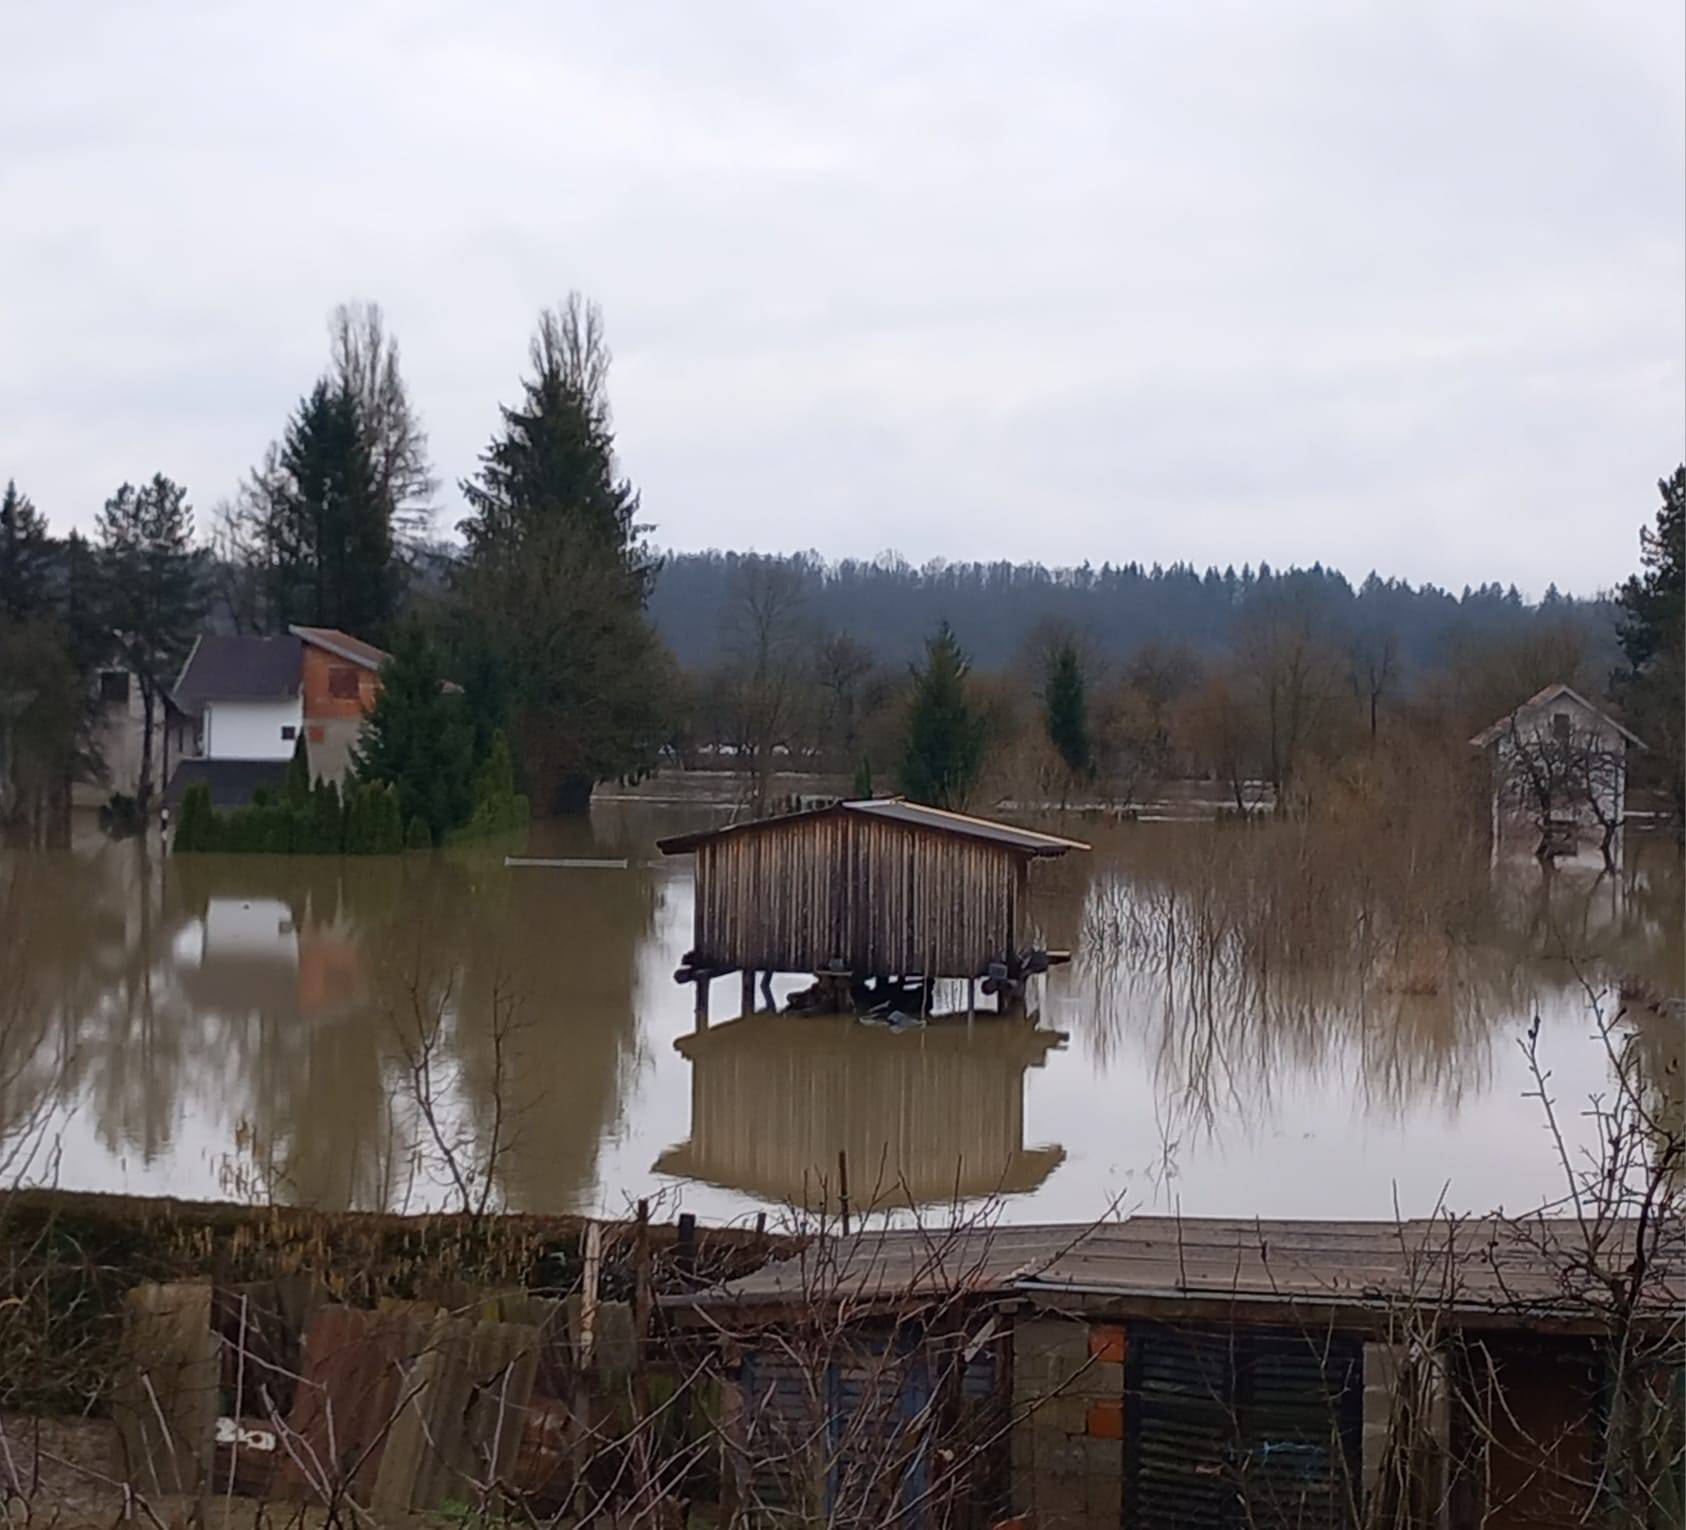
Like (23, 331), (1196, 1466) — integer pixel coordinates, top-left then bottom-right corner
(0, 480), (52, 623)
(899, 621), (986, 810)
(1616, 466), (1686, 828)
(1044, 640), (1093, 790)
(351, 625), (474, 843)
(265, 381), (393, 634)
(285, 733), (312, 810)
(97, 475), (206, 815)
(457, 295), (664, 814)
(311, 776), (343, 854)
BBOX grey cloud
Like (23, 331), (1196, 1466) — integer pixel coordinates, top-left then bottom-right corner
(0, 0), (1678, 594)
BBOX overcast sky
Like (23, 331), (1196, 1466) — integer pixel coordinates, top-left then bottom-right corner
(2, 2), (1681, 597)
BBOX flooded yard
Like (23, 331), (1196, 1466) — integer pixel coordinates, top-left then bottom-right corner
(2, 796), (1678, 1228)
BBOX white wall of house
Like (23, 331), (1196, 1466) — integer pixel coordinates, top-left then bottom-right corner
(75, 668), (186, 807)
(204, 697), (303, 761)
(1486, 691), (1630, 855)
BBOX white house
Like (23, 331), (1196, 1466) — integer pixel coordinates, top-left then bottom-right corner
(1470, 683), (1645, 860)
(165, 634), (306, 809)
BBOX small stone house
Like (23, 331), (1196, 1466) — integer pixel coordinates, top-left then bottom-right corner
(668, 1216), (1681, 1529)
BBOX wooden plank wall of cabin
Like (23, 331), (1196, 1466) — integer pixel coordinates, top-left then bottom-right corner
(694, 817), (839, 972)
(852, 817), (1020, 976)
(692, 814), (1028, 977)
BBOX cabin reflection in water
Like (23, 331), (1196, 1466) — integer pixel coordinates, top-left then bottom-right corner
(655, 1013), (1066, 1208)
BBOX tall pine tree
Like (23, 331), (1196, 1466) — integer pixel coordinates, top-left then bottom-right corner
(0, 480), (52, 623)
(1616, 466), (1685, 829)
(97, 474), (205, 814)
(900, 621), (986, 810)
(351, 625), (475, 844)
(263, 380), (394, 634)
(1044, 639), (1092, 808)
(457, 295), (664, 813)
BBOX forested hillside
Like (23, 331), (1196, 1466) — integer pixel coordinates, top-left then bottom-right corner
(649, 548), (1620, 675)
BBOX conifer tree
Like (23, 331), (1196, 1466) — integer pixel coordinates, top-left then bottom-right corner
(351, 626), (474, 844)
(284, 733), (312, 811)
(0, 480), (52, 623)
(1616, 466), (1686, 828)
(1044, 640), (1093, 800)
(311, 776), (342, 854)
(457, 295), (664, 814)
(264, 381), (393, 634)
(97, 474), (205, 816)
(899, 621), (986, 810)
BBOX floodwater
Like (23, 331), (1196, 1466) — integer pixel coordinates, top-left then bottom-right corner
(1, 792), (1679, 1228)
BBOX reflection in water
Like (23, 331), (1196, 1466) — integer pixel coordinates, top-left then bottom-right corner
(1, 809), (1680, 1222)
(655, 1012), (1065, 1209)
(1050, 824), (1682, 1207)
(5, 819), (656, 1214)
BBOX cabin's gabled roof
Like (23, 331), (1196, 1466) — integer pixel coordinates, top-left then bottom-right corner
(1469, 683), (1646, 750)
(656, 797), (1089, 858)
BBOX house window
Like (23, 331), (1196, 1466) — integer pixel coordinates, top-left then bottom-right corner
(1552, 711), (1572, 741)
(99, 671), (130, 705)
(328, 666), (360, 700)
(281, 725), (297, 741)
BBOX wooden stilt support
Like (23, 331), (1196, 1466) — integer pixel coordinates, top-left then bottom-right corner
(695, 974), (710, 1031)
(741, 969), (755, 1015)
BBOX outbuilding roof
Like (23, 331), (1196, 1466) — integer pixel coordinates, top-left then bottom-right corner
(668, 1215), (1682, 1323)
(657, 797), (1089, 858)
(1469, 683), (1646, 750)
(289, 625), (391, 672)
(172, 635), (302, 710)
(164, 758), (291, 810)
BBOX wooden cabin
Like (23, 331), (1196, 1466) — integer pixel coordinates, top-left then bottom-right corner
(657, 797), (1087, 1016)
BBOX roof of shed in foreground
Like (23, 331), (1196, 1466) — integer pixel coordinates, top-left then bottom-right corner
(667, 1216), (1682, 1320)
(657, 797), (1089, 857)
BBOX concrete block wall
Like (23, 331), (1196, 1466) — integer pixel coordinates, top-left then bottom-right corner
(1010, 1316), (1125, 1529)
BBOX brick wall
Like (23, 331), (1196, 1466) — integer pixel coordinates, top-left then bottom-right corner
(1010, 1316), (1124, 1529)
(301, 643), (379, 722)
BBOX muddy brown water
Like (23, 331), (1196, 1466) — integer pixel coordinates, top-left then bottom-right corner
(2, 793), (1679, 1227)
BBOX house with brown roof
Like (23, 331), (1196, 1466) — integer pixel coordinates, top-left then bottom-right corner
(163, 626), (394, 810)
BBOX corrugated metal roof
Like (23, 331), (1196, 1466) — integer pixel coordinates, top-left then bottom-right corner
(173, 635), (302, 709)
(289, 625), (391, 672)
(669, 1215), (1682, 1319)
(657, 797), (1088, 857)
